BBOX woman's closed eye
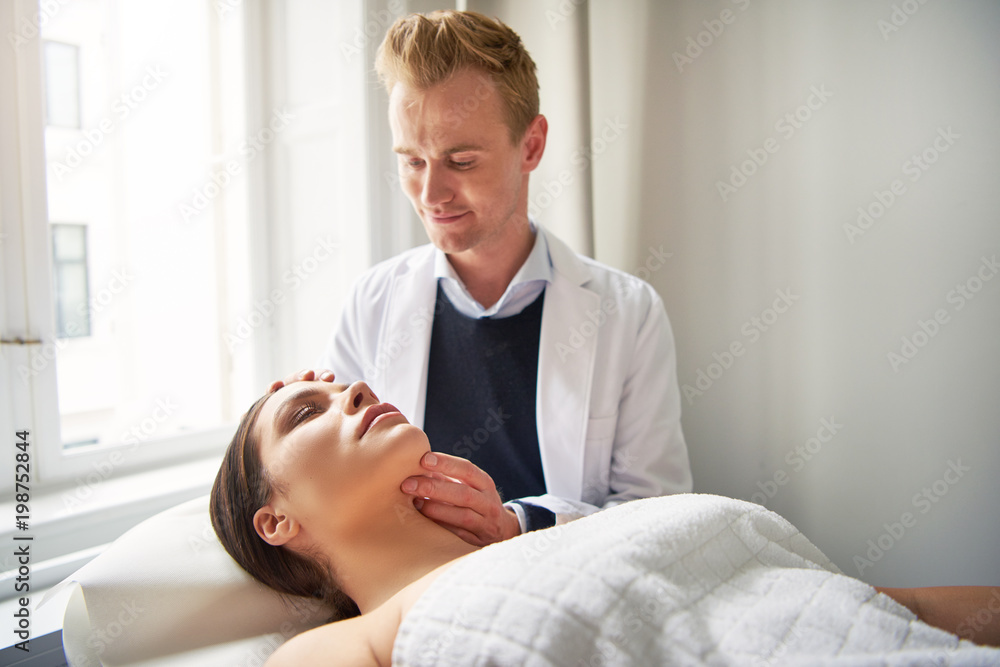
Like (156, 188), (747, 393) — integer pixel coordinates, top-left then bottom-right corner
(290, 402), (323, 428)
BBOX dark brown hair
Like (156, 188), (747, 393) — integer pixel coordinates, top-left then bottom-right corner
(210, 392), (360, 620)
(375, 10), (539, 142)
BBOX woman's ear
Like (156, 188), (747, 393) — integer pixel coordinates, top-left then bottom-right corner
(253, 504), (300, 546)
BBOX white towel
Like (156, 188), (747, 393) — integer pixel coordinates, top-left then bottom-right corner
(392, 494), (999, 666)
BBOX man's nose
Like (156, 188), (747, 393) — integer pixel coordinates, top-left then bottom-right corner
(421, 163), (454, 208)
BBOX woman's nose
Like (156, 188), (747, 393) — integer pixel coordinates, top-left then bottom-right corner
(343, 381), (377, 414)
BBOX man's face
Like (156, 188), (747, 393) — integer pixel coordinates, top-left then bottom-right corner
(389, 68), (539, 261)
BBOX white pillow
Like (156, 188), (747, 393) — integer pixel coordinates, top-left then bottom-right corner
(47, 495), (330, 667)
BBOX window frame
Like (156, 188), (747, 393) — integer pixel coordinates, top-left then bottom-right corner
(0, 0), (261, 494)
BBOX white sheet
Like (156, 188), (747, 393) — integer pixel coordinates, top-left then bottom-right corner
(392, 494), (999, 666)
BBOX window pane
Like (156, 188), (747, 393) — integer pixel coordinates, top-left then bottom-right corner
(42, 1), (254, 450)
(52, 222), (86, 261)
(51, 224), (91, 339)
(43, 40), (80, 128)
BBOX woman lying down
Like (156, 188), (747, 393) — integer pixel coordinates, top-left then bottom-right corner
(211, 380), (1000, 666)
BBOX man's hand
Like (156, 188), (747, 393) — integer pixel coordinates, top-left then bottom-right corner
(267, 369), (336, 393)
(401, 452), (521, 547)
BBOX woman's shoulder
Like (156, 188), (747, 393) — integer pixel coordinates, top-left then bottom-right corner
(265, 559), (463, 667)
(265, 612), (386, 666)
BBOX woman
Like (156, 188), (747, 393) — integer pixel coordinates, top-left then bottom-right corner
(211, 378), (481, 664)
(212, 379), (1000, 665)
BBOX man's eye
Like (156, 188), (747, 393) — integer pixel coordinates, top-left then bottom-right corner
(451, 160), (473, 168)
(406, 158), (424, 168)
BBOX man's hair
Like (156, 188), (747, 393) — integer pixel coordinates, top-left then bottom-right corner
(375, 9), (539, 142)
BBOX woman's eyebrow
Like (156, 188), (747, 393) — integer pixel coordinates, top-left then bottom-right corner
(272, 386), (328, 437)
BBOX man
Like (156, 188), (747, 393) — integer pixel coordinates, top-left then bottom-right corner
(274, 10), (691, 546)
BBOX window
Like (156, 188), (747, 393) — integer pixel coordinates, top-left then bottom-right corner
(1, 0), (381, 491)
(42, 40), (80, 128)
(0, 0), (260, 484)
(38, 0), (256, 456)
(50, 223), (90, 339)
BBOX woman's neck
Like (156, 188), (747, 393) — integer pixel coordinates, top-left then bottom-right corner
(318, 498), (480, 614)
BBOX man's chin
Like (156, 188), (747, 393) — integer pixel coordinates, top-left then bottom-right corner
(427, 232), (476, 256)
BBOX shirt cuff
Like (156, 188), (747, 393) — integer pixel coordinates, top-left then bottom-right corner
(507, 500), (556, 532)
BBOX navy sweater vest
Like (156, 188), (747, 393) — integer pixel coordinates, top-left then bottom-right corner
(423, 283), (547, 502)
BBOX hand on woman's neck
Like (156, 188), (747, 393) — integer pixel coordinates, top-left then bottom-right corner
(309, 496), (481, 614)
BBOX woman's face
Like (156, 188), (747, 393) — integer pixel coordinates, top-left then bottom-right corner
(254, 380), (430, 534)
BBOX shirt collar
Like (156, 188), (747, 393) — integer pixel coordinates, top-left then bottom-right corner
(434, 223), (552, 285)
(433, 222), (553, 311)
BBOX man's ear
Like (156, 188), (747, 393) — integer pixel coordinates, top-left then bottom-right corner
(253, 504), (300, 546)
(521, 114), (548, 173)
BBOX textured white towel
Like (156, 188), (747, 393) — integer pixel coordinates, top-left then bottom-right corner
(392, 494), (999, 666)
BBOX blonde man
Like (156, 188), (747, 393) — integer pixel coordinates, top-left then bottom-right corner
(282, 10), (691, 545)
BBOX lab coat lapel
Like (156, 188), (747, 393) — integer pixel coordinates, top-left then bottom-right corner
(536, 230), (599, 501)
(381, 252), (437, 428)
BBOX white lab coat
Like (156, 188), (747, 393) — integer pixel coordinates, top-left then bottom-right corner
(319, 226), (691, 524)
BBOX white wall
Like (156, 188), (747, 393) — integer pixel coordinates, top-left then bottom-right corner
(587, 0), (1000, 587)
(257, 0), (372, 375)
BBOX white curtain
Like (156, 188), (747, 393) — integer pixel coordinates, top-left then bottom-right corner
(472, 0), (1000, 587)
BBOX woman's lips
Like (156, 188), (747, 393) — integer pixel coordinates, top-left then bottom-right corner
(359, 403), (403, 438)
